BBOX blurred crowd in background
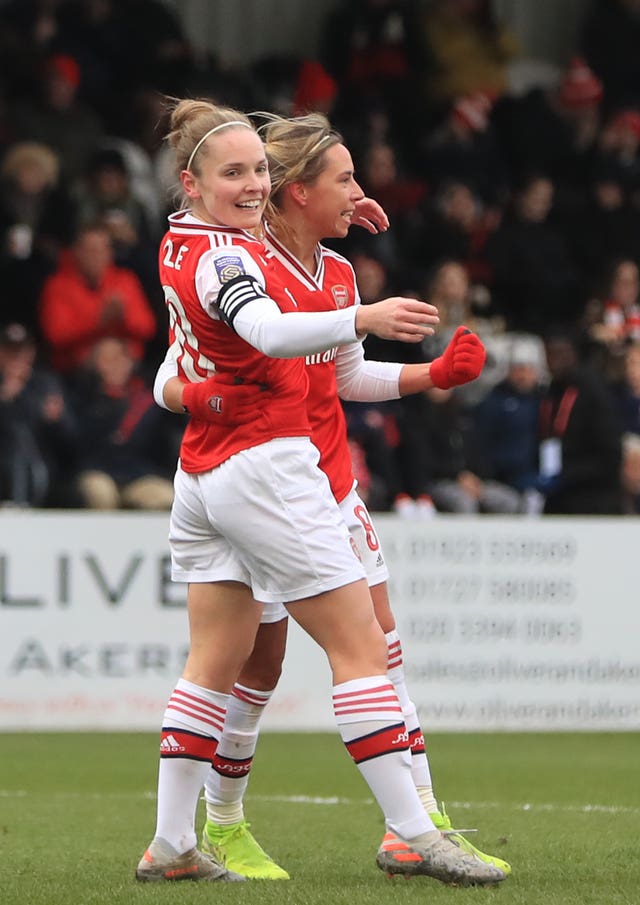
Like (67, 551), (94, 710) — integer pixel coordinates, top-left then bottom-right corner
(2, 0), (640, 516)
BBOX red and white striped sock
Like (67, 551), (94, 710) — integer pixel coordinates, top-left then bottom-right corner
(333, 675), (435, 840)
(204, 682), (274, 825)
(155, 678), (228, 852)
(386, 629), (435, 803)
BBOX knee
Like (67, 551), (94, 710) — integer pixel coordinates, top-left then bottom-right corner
(332, 622), (389, 679)
(239, 621), (287, 690)
(238, 655), (283, 691)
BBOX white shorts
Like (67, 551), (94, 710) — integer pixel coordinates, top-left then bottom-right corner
(339, 486), (389, 586)
(261, 485), (390, 623)
(169, 437), (365, 604)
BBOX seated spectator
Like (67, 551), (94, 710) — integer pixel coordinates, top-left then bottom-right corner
(0, 140), (73, 258)
(348, 140), (427, 274)
(359, 140), (428, 220)
(11, 53), (104, 185)
(567, 162), (640, 283)
(70, 337), (181, 510)
(99, 93), (172, 238)
(116, 0), (197, 98)
(319, 0), (427, 160)
(72, 146), (164, 340)
(620, 432), (640, 514)
(353, 252), (426, 368)
(38, 223), (158, 376)
(248, 54), (306, 116)
(611, 340), (640, 434)
(73, 147), (156, 247)
(536, 328), (623, 514)
(591, 109), (640, 199)
(405, 180), (499, 288)
(420, 258), (508, 406)
(395, 385), (522, 514)
(584, 257), (640, 380)
(353, 251), (398, 305)
(0, 140), (75, 334)
(54, 0), (196, 128)
(492, 56), (603, 199)
(471, 334), (546, 514)
(0, 322), (77, 507)
(0, 1), (64, 98)
(486, 173), (582, 333)
(421, 91), (509, 204)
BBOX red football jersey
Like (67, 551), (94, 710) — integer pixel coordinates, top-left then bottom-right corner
(264, 226), (357, 503)
(160, 212), (310, 472)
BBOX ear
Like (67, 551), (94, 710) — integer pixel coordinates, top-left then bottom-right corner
(289, 182), (308, 207)
(181, 169), (200, 200)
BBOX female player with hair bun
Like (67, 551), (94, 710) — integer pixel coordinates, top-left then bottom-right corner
(139, 98), (503, 888)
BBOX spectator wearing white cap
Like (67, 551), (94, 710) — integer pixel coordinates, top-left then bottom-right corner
(470, 333), (546, 513)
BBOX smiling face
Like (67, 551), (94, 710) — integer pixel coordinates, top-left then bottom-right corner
(300, 143), (364, 240)
(181, 127), (271, 230)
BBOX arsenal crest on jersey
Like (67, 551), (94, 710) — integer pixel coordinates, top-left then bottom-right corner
(331, 284), (349, 308)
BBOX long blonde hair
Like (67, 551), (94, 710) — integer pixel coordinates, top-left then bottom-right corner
(257, 112), (342, 242)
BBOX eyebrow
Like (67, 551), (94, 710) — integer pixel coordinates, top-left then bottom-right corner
(220, 157), (268, 168)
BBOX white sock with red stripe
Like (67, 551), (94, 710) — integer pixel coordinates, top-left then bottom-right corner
(204, 683), (274, 826)
(333, 675), (435, 840)
(385, 630), (437, 812)
(154, 678), (228, 853)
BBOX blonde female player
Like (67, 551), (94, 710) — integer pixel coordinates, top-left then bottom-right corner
(149, 103), (505, 888)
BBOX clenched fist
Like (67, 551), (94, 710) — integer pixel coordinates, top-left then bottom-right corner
(429, 326), (486, 390)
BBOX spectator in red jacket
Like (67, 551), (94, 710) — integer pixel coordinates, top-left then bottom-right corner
(38, 222), (158, 375)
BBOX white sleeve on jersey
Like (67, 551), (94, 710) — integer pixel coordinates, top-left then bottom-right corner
(196, 246), (267, 321)
(335, 342), (403, 401)
(232, 301), (359, 358)
(194, 245), (360, 357)
(153, 351), (179, 410)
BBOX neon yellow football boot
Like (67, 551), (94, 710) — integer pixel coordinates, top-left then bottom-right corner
(201, 820), (290, 880)
(430, 803), (511, 876)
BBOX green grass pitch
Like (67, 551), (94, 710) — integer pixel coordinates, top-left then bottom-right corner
(1, 731), (639, 905)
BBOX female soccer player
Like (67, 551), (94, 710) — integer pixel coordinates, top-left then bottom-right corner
(145, 102), (505, 885)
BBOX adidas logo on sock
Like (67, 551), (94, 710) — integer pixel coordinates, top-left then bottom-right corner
(160, 734), (186, 754)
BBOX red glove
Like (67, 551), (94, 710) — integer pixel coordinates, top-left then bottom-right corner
(429, 326), (486, 390)
(182, 373), (267, 426)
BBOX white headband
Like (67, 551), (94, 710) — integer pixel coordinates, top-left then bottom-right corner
(308, 134), (333, 156)
(186, 120), (253, 171)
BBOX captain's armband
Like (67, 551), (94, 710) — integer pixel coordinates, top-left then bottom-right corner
(217, 274), (269, 329)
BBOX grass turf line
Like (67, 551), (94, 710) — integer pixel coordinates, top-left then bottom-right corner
(1, 732), (639, 905)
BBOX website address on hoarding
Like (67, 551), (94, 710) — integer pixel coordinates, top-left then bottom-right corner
(407, 658), (640, 683)
(418, 698), (640, 725)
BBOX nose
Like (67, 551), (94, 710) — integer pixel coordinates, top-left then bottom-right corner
(245, 172), (266, 193)
(352, 179), (365, 201)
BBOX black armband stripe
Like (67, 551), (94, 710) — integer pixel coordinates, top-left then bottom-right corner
(217, 274), (269, 328)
